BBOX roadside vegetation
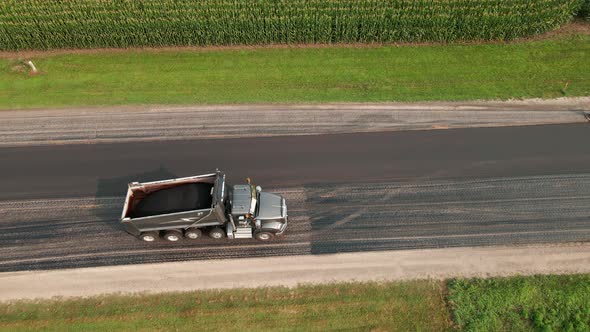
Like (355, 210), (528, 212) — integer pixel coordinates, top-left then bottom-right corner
(0, 0), (582, 50)
(1, 32), (589, 109)
(448, 274), (590, 331)
(2, 274), (589, 331)
(1, 1), (588, 109)
(0, 281), (452, 331)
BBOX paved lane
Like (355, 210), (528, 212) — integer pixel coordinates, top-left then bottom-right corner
(0, 124), (588, 200)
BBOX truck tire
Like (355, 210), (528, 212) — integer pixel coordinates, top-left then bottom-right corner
(254, 231), (274, 241)
(209, 227), (225, 239)
(163, 230), (183, 242)
(139, 231), (159, 242)
(185, 228), (202, 240)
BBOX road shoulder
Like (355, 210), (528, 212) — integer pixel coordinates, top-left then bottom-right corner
(1, 243), (589, 302)
(1, 97), (589, 146)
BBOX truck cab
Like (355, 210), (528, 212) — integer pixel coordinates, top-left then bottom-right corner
(229, 183), (288, 240)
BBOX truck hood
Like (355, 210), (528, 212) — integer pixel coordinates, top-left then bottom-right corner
(257, 192), (285, 220)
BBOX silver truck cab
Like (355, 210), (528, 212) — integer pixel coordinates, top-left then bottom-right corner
(229, 183), (288, 240)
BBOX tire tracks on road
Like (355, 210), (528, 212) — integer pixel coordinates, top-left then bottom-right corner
(1, 174), (589, 272)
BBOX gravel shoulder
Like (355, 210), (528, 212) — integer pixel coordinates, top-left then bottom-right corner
(1, 243), (589, 302)
(1, 97), (588, 146)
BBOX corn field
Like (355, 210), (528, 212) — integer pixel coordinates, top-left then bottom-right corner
(0, 0), (583, 51)
(580, 0), (590, 18)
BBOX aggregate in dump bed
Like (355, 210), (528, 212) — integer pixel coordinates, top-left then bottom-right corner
(130, 183), (213, 218)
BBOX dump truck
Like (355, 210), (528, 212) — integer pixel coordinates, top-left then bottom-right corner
(121, 171), (288, 242)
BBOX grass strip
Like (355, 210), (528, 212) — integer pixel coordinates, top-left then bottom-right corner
(2, 274), (590, 331)
(0, 281), (452, 332)
(1, 35), (589, 110)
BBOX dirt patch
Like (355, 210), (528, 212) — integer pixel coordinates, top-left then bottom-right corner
(9, 63), (27, 74)
(522, 19), (590, 41)
(4, 59), (41, 76)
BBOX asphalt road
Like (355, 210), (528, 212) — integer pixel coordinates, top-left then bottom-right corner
(0, 124), (589, 272)
(1, 124), (589, 200)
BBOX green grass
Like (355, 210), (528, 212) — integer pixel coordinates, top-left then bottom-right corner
(2, 275), (590, 331)
(448, 274), (590, 331)
(1, 34), (589, 109)
(0, 281), (452, 332)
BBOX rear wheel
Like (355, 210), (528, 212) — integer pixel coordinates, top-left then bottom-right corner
(185, 228), (202, 240)
(209, 227), (225, 239)
(254, 231), (274, 241)
(139, 231), (159, 242)
(163, 230), (183, 242)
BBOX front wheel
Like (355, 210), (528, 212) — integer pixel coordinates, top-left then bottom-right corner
(254, 231), (275, 241)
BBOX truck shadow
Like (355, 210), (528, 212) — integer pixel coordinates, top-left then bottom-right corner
(93, 166), (178, 232)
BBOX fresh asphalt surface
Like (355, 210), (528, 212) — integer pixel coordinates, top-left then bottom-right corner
(2, 124), (590, 200)
(0, 124), (589, 271)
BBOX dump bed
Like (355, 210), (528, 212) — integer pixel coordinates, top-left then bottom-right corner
(121, 172), (227, 235)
